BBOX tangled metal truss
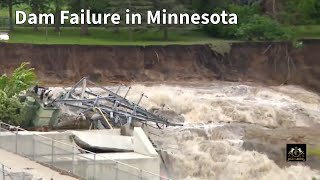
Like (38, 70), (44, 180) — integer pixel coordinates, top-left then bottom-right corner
(53, 77), (183, 129)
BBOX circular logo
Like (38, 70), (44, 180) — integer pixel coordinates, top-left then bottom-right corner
(292, 148), (301, 157)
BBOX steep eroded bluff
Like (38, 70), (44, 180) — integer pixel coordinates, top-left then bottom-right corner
(0, 40), (320, 92)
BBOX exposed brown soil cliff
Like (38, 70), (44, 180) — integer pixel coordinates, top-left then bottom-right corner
(0, 40), (319, 92)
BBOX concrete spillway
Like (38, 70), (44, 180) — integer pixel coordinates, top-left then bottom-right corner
(0, 127), (161, 180)
(72, 129), (134, 152)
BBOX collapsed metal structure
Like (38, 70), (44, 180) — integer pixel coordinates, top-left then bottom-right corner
(53, 77), (183, 129)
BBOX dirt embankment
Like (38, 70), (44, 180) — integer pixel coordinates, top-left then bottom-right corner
(0, 40), (320, 91)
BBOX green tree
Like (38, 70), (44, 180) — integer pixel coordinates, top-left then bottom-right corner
(8, 0), (13, 30)
(130, 0), (154, 25)
(191, 0), (230, 13)
(29, 0), (50, 31)
(2, 0), (24, 31)
(53, 0), (68, 32)
(281, 0), (320, 25)
(103, 0), (129, 33)
(235, 14), (293, 41)
(80, 0), (89, 35)
(0, 62), (37, 125)
(103, 0), (154, 40)
(204, 4), (261, 39)
(204, 3), (293, 41)
(151, 0), (192, 40)
(129, 0), (154, 39)
(69, 0), (90, 35)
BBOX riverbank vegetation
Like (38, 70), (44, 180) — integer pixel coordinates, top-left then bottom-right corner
(0, 0), (319, 44)
(0, 62), (37, 125)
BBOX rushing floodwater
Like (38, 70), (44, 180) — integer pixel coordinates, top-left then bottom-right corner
(51, 82), (320, 180)
(124, 82), (320, 180)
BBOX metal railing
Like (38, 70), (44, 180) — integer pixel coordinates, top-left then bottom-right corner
(0, 121), (170, 180)
(0, 17), (9, 31)
(0, 163), (42, 180)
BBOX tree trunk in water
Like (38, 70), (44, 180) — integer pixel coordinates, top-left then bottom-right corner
(8, 0), (13, 31)
(80, 0), (89, 36)
(54, 0), (61, 32)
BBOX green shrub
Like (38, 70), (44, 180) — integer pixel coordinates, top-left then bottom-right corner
(204, 4), (294, 41)
(204, 4), (260, 39)
(0, 62), (37, 125)
(0, 91), (23, 125)
(0, 62), (37, 98)
(281, 0), (320, 25)
(235, 15), (293, 41)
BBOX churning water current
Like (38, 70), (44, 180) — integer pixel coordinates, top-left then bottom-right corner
(50, 82), (320, 180)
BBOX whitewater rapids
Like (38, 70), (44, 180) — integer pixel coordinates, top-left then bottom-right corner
(50, 81), (320, 180)
(123, 82), (320, 180)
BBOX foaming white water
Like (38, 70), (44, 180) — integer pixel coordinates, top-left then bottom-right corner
(50, 83), (320, 179)
(155, 124), (320, 180)
(123, 83), (320, 128)
(122, 83), (320, 180)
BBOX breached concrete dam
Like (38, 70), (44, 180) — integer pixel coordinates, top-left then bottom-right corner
(46, 82), (320, 179)
(1, 41), (320, 179)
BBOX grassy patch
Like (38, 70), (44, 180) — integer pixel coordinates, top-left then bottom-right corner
(4, 25), (318, 46)
(1, 26), (319, 46)
(1, 3), (319, 45)
(209, 41), (232, 55)
(5, 27), (235, 46)
(291, 25), (320, 39)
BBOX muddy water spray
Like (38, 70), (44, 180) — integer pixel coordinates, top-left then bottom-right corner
(51, 83), (320, 179)
(123, 83), (320, 180)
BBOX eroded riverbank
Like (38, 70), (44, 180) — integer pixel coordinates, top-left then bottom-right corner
(1, 40), (320, 92)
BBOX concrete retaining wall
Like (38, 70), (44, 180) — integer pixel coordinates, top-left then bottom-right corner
(0, 129), (161, 180)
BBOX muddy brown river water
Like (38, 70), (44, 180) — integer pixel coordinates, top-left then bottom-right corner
(50, 82), (320, 180)
(124, 82), (320, 180)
